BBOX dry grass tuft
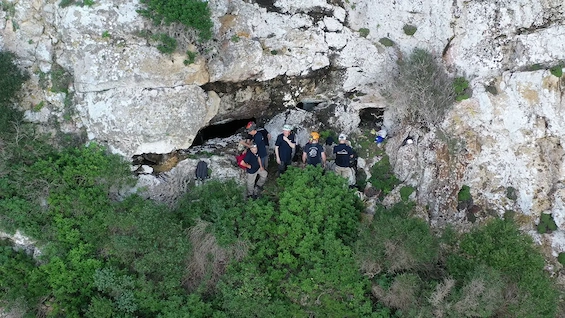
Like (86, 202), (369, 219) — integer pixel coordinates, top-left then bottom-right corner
(384, 240), (416, 273)
(429, 278), (455, 317)
(184, 220), (248, 292)
(380, 274), (420, 311)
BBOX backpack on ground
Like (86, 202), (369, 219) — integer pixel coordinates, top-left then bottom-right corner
(195, 160), (209, 181)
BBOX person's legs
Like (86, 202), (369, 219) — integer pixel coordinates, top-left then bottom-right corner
(335, 166), (350, 179)
(261, 156), (269, 169)
(348, 167), (356, 186)
(256, 169), (268, 188)
(246, 172), (257, 197)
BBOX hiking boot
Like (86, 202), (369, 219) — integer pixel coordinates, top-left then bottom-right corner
(256, 185), (264, 192)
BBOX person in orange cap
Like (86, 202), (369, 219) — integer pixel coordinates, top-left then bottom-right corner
(302, 131), (326, 167)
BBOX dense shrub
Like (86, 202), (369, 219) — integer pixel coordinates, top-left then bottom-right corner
(385, 48), (455, 128)
(447, 218), (558, 317)
(214, 166), (373, 316)
(355, 202), (439, 275)
(0, 240), (49, 315)
(138, 0), (213, 40)
(175, 179), (246, 245)
(0, 51), (28, 106)
(368, 154), (400, 199)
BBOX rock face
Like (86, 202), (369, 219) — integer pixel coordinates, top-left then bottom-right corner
(3, 0), (565, 253)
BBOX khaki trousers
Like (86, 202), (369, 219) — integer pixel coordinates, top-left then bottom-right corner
(335, 166), (354, 186)
(246, 169), (268, 196)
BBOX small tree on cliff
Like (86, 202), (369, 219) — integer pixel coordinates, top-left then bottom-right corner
(384, 48), (455, 129)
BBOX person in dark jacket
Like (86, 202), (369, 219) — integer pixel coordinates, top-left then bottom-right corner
(239, 143), (267, 199)
(333, 134), (355, 186)
(274, 124), (296, 175)
(240, 123), (269, 169)
(302, 132), (326, 167)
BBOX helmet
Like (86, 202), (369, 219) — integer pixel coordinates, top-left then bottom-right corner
(310, 132), (320, 140)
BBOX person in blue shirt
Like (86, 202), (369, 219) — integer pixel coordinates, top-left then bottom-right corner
(333, 133), (355, 186)
(302, 132), (326, 167)
(240, 123), (269, 169)
(239, 143), (267, 199)
(274, 124), (296, 175)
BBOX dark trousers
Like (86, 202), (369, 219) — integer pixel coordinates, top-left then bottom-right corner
(278, 161), (290, 174)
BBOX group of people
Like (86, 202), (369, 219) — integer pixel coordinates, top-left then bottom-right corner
(238, 122), (356, 199)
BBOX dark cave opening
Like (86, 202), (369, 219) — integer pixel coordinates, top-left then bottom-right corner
(359, 108), (385, 128)
(296, 101), (322, 111)
(191, 117), (255, 147)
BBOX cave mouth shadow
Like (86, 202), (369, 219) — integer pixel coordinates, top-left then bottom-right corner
(191, 117), (256, 147)
(359, 108), (384, 129)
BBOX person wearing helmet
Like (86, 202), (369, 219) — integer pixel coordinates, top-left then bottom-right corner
(240, 123), (269, 169)
(275, 124), (296, 175)
(302, 132), (326, 167)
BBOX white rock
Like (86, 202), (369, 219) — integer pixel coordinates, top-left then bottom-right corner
(323, 17), (343, 32)
(325, 32), (348, 49)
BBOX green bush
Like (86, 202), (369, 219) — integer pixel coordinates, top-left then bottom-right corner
(138, 0), (213, 40)
(379, 37), (394, 47)
(355, 202), (439, 274)
(457, 185), (471, 202)
(506, 186), (518, 200)
(183, 50), (197, 65)
(175, 179), (246, 245)
(0, 240), (49, 314)
(368, 155), (400, 199)
(50, 63), (73, 94)
(447, 218), (558, 317)
(215, 167), (373, 316)
(359, 28), (370, 38)
(558, 252), (565, 266)
(400, 186), (415, 201)
(385, 48), (455, 127)
(550, 64), (563, 77)
(537, 213), (558, 234)
(402, 24), (417, 36)
(0, 51), (28, 106)
(453, 77), (470, 101)
(152, 33), (178, 54)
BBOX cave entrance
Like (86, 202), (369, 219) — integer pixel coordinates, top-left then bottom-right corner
(359, 108), (385, 129)
(131, 117), (255, 174)
(296, 100), (322, 111)
(191, 117), (255, 147)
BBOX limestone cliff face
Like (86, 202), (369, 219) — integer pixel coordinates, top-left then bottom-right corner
(2, 0), (565, 250)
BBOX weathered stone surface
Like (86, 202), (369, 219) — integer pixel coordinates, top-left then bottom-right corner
(76, 86), (220, 156)
(135, 156), (244, 206)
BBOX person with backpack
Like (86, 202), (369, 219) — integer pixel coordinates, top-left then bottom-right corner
(302, 132), (326, 167)
(240, 123), (269, 169)
(245, 121), (271, 147)
(239, 143), (267, 199)
(245, 121), (271, 148)
(333, 134), (355, 186)
(274, 124), (296, 175)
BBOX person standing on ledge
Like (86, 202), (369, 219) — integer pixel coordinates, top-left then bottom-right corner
(240, 123), (269, 169)
(239, 143), (267, 199)
(333, 134), (355, 187)
(274, 124), (296, 175)
(302, 132), (326, 167)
